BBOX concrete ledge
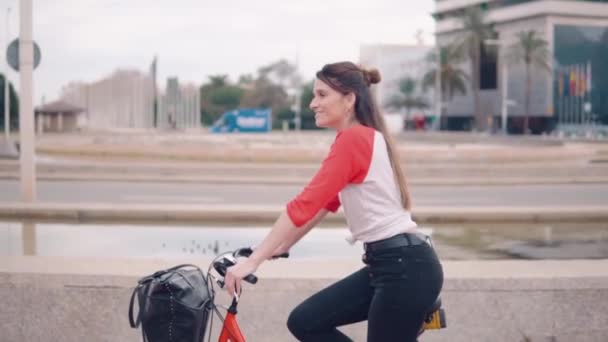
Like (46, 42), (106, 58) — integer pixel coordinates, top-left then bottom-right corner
(3, 256), (608, 279)
(1, 202), (608, 224)
(3, 172), (608, 186)
(0, 140), (19, 159)
(1, 257), (608, 342)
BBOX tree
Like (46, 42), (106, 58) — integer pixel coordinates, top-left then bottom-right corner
(199, 75), (244, 125)
(240, 77), (290, 121)
(0, 73), (19, 131)
(506, 30), (550, 134)
(258, 59), (302, 90)
(208, 75), (229, 87)
(458, 6), (495, 131)
(240, 60), (301, 127)
(386, 77), (429, 126)
(422, 44), (469, 128)
(237, 74), (255, 87)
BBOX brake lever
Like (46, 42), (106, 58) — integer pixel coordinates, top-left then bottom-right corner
(271, 252), (290, 259)
(213, 252), (258, 286)
(236, 246), (290, 260)
(233, 247), (253, 258)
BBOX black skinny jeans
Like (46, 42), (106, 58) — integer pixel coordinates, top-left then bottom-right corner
(287, 240), (443, 342)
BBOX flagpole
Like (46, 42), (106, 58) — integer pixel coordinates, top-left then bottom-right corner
(556, 69), (560, 128)
(563, 69), (567, 127)
(575, 64), (580, 128)
(556, 67), (564, 126)
(574, 64), (580, 130)
(558, 67), (564, 129)
(587, 60), (592, 130)
(564, 66), (572, 126)
(576, 65), (583, 129)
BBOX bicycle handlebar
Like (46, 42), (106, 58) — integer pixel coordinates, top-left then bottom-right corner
(233, 247), (290, 259)
(213, 247), (289, 288)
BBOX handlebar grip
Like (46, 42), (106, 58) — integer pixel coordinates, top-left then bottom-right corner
(272, 252), (290, 259)
(234, 247), (254, 258)
(244, 273), (258, 284)
(235, 247), (289, 260)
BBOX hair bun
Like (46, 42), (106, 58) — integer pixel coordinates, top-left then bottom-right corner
(363, 68), (381, 85)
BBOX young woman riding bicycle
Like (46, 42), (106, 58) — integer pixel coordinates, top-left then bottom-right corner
(224, 61), (444, 342)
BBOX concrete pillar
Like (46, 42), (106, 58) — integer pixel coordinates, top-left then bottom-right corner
(21, 220), (37, 255)
(19, 0), (36, 202)
(36, 113), (43, 135)
(57, 112), (63, 132)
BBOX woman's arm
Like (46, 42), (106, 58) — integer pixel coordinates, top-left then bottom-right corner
(224, 209), (330, 296)
(272, 209), (329, 256)
(223, 128), (371, 296)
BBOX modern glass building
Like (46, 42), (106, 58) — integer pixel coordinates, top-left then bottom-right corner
(433, 0), (608, 133)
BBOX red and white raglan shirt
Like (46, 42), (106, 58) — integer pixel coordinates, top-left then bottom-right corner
(286, 124), (418, 244)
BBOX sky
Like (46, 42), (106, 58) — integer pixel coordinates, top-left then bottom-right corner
(1, 0), (436, 105)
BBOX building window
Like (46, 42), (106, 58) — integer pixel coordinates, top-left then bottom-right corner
(554, 24), (608, 125)
(480, 41), (498, 89)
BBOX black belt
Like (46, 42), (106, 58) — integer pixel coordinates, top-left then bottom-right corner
(363, 233), (427, 252)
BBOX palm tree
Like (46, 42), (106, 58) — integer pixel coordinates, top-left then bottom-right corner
(422, 44), (469, 128)
(208, 75), (229, 87)
(458, 6), (495, 131)
(506, 30), (550, 134)
(387, 77), (429, 126)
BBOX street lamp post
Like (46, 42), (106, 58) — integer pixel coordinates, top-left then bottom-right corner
(19, 0), (36, 201)
(500, 58), (508, 135)
(434, 44), (442, 130)
(294, 87), (301, 131)
(3, 7), (10, 141)
(485, 39), (510, 135)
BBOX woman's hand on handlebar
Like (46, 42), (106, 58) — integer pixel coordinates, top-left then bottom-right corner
(225, 258), (259, 298)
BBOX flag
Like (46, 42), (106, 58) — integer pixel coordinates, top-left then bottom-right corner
(575, 64), (581, 97)
(581, 64), (586, 96)
(558, 67), (564, 97)
(569, 66), (576, 97)
(564, 66), (569, 97)
(576, 65), (587, 96)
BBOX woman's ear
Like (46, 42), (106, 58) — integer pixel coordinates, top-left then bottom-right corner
(344, 92), (356, 111)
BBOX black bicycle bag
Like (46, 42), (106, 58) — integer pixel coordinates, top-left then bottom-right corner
(129, 264), (212, 342)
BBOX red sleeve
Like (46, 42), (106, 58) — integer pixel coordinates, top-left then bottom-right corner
(325, 195), (341, 213)
(286, 126), (373, 227)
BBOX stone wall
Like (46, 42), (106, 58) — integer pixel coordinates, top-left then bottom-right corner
(1, 258), (607, 342)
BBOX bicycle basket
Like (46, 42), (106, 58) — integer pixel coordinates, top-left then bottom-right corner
(129, 264), (213, 342)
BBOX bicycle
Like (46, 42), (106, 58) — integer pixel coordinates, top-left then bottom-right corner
(206, 247), (446, 342)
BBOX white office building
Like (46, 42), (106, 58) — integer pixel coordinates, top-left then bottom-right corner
(433, 0), (608, 133)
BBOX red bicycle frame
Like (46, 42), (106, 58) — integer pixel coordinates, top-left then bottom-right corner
(218, 298), (246, 342)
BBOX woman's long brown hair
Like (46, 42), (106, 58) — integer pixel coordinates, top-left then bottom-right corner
(316, 61), (411, 210)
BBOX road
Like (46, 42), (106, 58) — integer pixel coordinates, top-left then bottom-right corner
(1, 180), (607, 207)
